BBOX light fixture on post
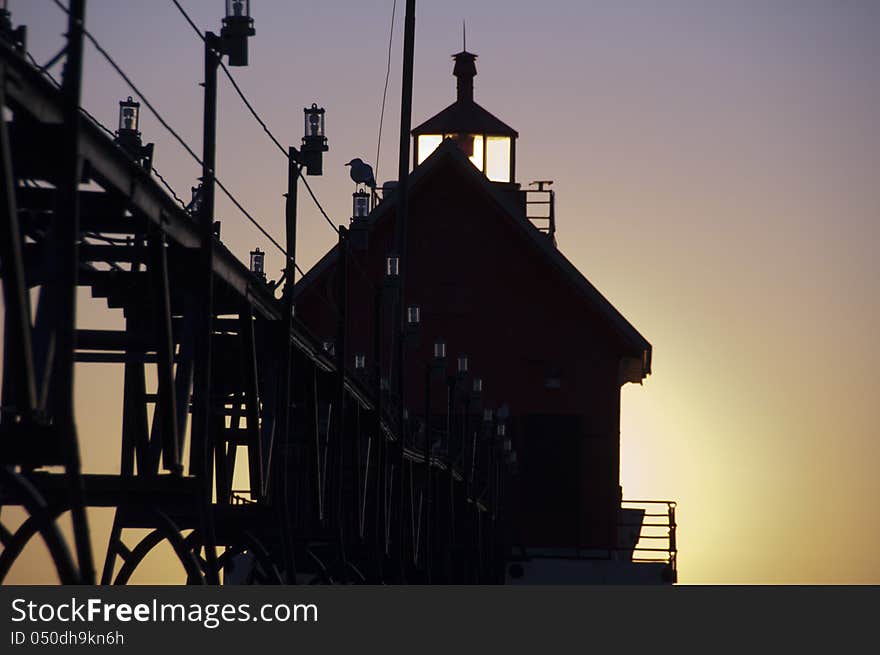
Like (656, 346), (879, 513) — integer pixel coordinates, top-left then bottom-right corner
(351, 190), (370, 221)
(387, 255), (400, 276)
(322, 340), (335, 357)
(384, 254), (400, 290)
(405, 304), (421, 347)
(221, 0), (255, 67)
(457, 354), (469, 378)
(354, 353), (366, 373)
(118, 96), (140, 136)
(470, 377), (483, 406)
(0, 1), (27, 53)
(406, 305), (421, 328)
(507, 450), (518, 475)
(350, 188), (370, 250)
(301, 104), (328, 175)
(431, 338), (447, 378)
(115, 97), (154, 170)
(249, 248), (266, 280)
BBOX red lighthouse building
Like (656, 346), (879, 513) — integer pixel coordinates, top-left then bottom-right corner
(294, 48), (675, 583)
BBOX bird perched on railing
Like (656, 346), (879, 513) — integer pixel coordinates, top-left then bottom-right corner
(345, 158), (376, 189)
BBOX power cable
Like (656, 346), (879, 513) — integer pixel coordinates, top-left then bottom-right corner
(49, 0), (289, 259)
(374, 0), (397, 185)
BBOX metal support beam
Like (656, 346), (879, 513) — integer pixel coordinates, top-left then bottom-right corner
(240, 307), (262, 498)
(0, 73), (37, 416)
(147, 231), (180, 474)
(53, 0), (94, 585)
(190, 31), (221, 585)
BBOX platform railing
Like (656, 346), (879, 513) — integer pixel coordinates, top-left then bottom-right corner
(620, 499), (677, 578)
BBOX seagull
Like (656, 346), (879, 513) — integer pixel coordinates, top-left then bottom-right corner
(345, 158), (376, 189)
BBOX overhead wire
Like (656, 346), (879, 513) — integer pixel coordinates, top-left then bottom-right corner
(170, 0), (342, 236)
(168, 1), (382, 296)
(48, 0), (298, 267)
(48, 0), (380, 303)
(374, 0), (397, 185)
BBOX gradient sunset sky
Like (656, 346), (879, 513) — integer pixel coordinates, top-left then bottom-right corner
(4, 0), (879, 584)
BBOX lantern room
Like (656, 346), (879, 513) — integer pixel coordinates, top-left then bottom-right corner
(412, 50), (518, 184)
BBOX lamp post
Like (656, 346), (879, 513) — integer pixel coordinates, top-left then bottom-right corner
(447, 354), (486, 582)
(190, 4), (255, 586)
(371, 285), (385, 574)
(419, 333), (446, 581)
(390, 0), (417, 585)
(465, 378), (482, 484)
(267, 92), (327, 586)
(439, 351), (467, 577)
(334, 226), (350, 563)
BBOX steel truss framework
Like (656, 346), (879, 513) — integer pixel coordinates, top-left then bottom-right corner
(0, 11), (505, 585)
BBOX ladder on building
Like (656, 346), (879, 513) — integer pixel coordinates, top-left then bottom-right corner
(525, 180), (556, 244)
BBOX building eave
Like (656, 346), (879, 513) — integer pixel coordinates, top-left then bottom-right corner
(411, 100), (519, 138)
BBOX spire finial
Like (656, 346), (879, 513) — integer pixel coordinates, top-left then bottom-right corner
(452, 26), (477, 103)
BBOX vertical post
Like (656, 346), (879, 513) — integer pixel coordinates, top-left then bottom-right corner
(0, 76), (36, 416)
(422, 364), (432, 582)
(121, 318), (150, 476)
(334, 226), (349, 563)
(191, 32), (221, 585)
(172, 309), (195, 456)
(575, 435), (581, 558)
(350, 293), (362, 554)
(240, 308), (262, 497)
(286, 151), (300, 282)
(668, 502), (677, 579)
(489, 417), (498, 582)
(392, 0), (416, 582)
(51, 0), (95, 584)
(462, 398), (470, 488)
(446, 377), (456, 558)
(372, 287), (385, 578)
(462, 395), (471, 579)
(276, 149), (301, 583)
(147, 232), (180, 473)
